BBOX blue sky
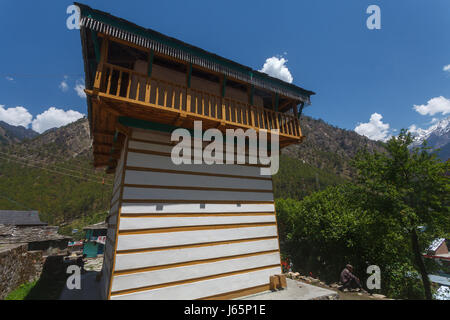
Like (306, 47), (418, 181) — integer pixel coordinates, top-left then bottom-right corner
(0, 0), (449, 138)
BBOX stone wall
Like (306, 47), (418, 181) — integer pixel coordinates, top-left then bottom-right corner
(0, 243), (44, 299)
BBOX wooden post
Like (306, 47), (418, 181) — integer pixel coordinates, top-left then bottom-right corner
(186, 63), (192, 113)
(276, 274), (287, 289)
(91, 31), (101, 64)
(93, 36), (108, 94)
(147, 49), (154, 77)
(145, 49), (154, 104)
(247, 85), (254, 106)
(220, 75), (226, 121)
(272, 93), (279, 112)
(293, 103), (299, 136)
(247, 85), (255, 128)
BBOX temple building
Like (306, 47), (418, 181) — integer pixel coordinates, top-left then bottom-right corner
(76, 3), (315, 300)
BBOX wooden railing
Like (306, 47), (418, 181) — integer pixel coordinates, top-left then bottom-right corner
(94, 63), (301, 138)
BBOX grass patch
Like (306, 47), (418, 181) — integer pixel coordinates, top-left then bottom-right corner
(4, 280), (38, 300)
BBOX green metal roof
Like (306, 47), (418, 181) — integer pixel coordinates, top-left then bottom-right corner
(75, 2), (315, 103)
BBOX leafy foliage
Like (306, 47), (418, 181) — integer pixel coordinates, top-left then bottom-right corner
(0, 156), (111, 227)
(276, 130), (449, 299)
(273, 154), (347, 200)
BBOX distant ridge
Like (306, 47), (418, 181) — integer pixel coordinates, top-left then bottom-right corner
(0, 121), (38, 145)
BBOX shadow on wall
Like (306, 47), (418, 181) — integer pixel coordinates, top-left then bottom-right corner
(24, 255), (68, 300)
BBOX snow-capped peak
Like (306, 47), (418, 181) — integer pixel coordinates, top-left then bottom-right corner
(409, 117), (450, 146)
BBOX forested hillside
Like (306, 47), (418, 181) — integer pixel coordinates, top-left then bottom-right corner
(283, 116), (385, 178)
(0, 115), (383, 232)
(0, 118), (112, 231)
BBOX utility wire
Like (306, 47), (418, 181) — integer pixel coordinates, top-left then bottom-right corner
(10, 145), (115, 180)
(12, 143), (95, 167)
(0, 150), (113, 183)
(0, 194), (33, 211)
(0, 150), (107, 182)
(0, 154), (112, 185)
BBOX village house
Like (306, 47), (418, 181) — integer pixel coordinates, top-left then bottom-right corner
(76, 3), (314, 300)
(0, 210), (71, 299)
(83, 222), (107, 258)
(0, 210), (70, 253)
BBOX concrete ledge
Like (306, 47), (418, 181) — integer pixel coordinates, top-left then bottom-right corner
(238, 278), (338, 300)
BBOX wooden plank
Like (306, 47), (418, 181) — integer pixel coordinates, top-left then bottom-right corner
(111, 253), (280, 292)
(123, 168), (273, 190)
(114, 238), (280, 271)
(116, 225), (278, 251)
(119, 215), (276, 231)
(110, 267), (281, 300)
(145, 78), (151, 103)
(120, 203), (275, 214)
(121, 187), (274, 202)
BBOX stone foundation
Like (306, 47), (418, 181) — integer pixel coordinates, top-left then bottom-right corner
(0, 243), (44, 299)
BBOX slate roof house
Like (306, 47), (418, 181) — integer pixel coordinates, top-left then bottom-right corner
(0, 210), (47, 226)
(0, 210), (70, 253)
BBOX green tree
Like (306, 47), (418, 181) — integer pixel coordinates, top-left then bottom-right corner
(353, 130), (449, 299)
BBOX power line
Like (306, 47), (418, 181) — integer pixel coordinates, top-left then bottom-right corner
(0, 151), (109, 182)
(0, 154), (112, 185)
(10, 145), (115, 180)
(12, 143), (94, 167)
(0, 194), (33, 211)
(0, 150), (113, 183)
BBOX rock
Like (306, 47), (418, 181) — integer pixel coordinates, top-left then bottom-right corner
(330, 283), (339, 288)
(357, 293), (363, 296)
(293, 272), (300, 278)
(372, 294), (386, 299)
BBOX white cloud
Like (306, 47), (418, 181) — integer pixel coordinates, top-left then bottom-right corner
(59, 75), (69, 92)
(354, 113), (391, 142)
(31, 107), (84, 133)
(413, 96), (450, 116)
(259, 56), (293, 83)
(443, 65), (450, 72)
(408, 124), (427, 137)
(5, 76), (14, 81)
(74, 80), (86, 98)
(0, 105), (33, 127)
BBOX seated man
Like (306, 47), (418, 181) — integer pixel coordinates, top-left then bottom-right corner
(76, 254), (87, 274)
(339, 264), (362, 291)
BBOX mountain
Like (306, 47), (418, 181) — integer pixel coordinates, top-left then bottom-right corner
(0, 121), (38, 145)
(410, 117), (450, 161)
(0, 115), (385, 231)
(7, 117), (93, 162)
(0, 118), (111, 230)
(282, 116), (386, 179)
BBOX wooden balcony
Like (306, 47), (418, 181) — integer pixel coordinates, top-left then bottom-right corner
(86, 63), (304, 166)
